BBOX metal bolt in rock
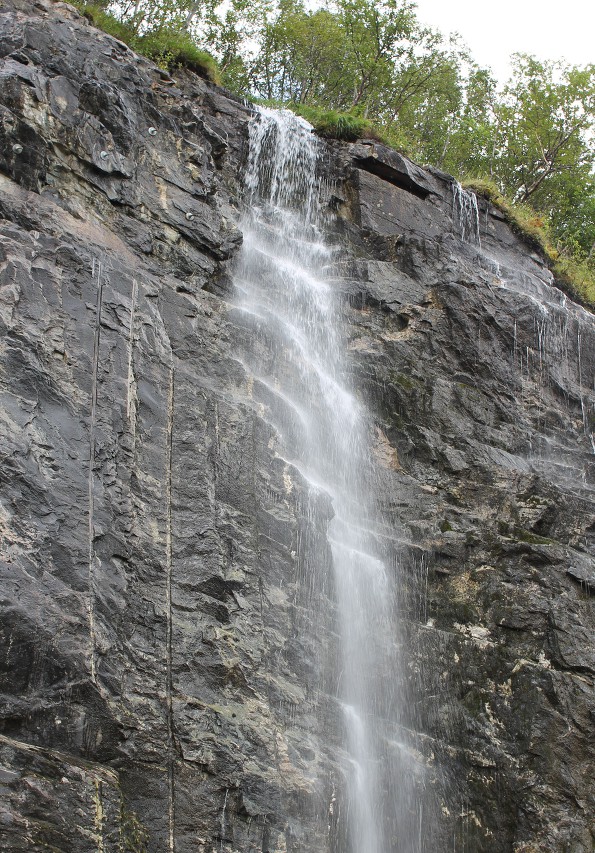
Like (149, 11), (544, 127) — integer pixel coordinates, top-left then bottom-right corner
(148, 126), (157, 136)
(185, 212), (194, 221)
(100, 150), (109, 160)
(12, 143), (23, 154)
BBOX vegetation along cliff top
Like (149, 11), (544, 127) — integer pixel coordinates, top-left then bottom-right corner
(72, 0), (595, 307)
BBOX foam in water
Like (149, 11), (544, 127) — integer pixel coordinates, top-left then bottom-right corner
(233, 106), (423, 852)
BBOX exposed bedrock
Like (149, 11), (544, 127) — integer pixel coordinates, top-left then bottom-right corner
(0, 2), (593, 851)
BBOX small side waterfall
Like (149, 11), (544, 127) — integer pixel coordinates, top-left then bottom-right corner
(233, 108), (423, 852)
(452, 180), (481, 245)
(485, 261), (595, 478)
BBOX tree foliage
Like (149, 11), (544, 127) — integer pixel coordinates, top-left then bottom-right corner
(491, 57), (595, 253)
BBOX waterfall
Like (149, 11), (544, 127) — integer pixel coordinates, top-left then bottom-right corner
(489, 265), (595, 476)
(233, 107), (423, 852)
(452, 180), (481, 245)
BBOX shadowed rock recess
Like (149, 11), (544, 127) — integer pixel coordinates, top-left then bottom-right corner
(1, 2), (594, 851)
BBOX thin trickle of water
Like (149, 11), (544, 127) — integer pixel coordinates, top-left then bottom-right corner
(452, 181), (481, 245)
(219, 788), (228, 852)
(234, 107), (422, 852)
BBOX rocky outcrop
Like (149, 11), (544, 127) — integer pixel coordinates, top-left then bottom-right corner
(0, 2), (593, 851)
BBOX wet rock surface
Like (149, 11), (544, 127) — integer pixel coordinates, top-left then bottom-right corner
(0, 2), (594, 851)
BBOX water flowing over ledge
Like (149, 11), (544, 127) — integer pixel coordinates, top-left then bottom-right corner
(452, 181), (481, 246)
(233, 106), (425, 853)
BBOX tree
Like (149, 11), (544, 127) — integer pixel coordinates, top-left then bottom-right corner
(438, 66), (498, 176)
(492, 56), (595, 204)
(382, 41), (470, 166)
(477, 55), (595, 256)
(333, 0), (418, 112)
(247, 0), (473, 145)
(250, 0), (349, 103)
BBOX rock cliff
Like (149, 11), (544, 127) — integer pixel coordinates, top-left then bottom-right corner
(0, 2), (594, 851)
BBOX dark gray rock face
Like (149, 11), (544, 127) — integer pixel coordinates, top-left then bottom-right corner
(1, 2), (594, 851)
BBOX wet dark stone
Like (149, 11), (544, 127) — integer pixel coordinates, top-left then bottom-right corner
(0, 1), (594, 851)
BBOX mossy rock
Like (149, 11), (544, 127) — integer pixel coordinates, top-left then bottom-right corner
(392, 372), (417, 391)
(511, 527), (555, 546)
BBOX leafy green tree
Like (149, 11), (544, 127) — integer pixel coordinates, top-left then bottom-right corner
(383, 42), (469, 166)
(485, 56), (595, 254)
(438, 66), (498, 176)
(333, 0), (418, 111)
(247, 0), (474, 152)
(492, 56), (595, 203)
(199, 0), (274, 92)
(250, 0), (349, 103)
(551, 173), (595, 256)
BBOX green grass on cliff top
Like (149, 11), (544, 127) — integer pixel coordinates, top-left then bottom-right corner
(72, 3), (221, 84)
(289, 104), (379, 143)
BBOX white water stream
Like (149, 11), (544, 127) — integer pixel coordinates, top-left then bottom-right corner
(233, 108), (421, 852)
(452, 181), (481, 246)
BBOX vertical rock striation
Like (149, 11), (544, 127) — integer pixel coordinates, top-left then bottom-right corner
(0, 2), (593, 851)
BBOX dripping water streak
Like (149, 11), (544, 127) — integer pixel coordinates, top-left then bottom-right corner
(220, 788), (229, 852)
(126, 277), (138, 425)
(88, 257), (103, 685)
(93, 779), (105, 853)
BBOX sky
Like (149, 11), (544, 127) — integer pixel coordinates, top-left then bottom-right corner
(413, 0), (595, 85)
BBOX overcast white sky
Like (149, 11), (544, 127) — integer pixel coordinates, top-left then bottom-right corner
(413, 0), (595, 84)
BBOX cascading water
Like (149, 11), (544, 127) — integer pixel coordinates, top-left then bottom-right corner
(452, 180), (481, 245)
(232, 108), (424, 852)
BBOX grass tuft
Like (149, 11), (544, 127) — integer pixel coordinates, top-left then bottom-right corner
(136, 30), (221, 83)
(74, 3), (137, 44)
(251, 100), (413, 153)
(288, 104), (380, 142)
